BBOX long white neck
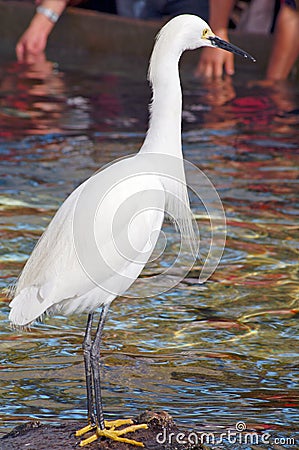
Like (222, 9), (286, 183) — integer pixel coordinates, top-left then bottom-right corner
(140, 35), (183, 157)
(137, 17), (200, 253)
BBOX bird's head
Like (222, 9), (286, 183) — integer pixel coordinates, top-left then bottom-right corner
(157, 14), (256, 62)
(199, 25), (256, 62)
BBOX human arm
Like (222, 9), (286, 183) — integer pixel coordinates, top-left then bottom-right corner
(16, 0), (68, 63)
(195, 0), (235, 78)
(266, 4), (299, 80)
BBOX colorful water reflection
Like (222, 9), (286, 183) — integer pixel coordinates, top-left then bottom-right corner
(0, 59), (298, 447)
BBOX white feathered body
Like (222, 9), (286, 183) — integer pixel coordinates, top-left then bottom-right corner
(9, 15), (209, 327)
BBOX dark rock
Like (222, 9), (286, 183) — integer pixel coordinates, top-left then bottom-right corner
(0, 411), (207, 450)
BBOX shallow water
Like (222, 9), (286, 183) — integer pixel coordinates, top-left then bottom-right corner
(0, 59), (298, 448)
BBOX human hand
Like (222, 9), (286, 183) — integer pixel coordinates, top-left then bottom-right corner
(21, 50), (48, 68)
(195, 30), (235, 78)
(16, 14), (54, 63)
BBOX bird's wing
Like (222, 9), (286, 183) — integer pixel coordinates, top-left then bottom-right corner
(9, 157), (166, 325)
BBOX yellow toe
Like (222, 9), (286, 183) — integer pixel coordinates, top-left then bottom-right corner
(79, 432), (98, 447)
(104, 418), (134, 428)
(111, 423), (148, 436)
(97, 424), (148, 447)
(75, 423), (96, 437)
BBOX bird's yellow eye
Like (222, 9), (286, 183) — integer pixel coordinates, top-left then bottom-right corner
(202, 28), (210, 39)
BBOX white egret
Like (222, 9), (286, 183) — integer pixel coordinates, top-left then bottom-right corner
(9, 15), (255, 447)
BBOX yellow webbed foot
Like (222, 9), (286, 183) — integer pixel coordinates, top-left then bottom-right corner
(77, 419), (148, 447)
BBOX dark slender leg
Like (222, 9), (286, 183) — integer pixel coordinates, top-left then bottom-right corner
(77, 305), (148, 447)
(83, 312), (96, 425)
(90, 304), (110, 430)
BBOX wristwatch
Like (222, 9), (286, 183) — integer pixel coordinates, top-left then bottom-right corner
(36, 5), (60, 23)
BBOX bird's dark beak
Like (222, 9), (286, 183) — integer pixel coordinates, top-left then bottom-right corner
(208, 36), (256, 62)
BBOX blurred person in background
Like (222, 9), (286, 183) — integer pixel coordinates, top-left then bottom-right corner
(16, 0), (299, 80)
(15, 0), (208, 62)
(196, 0), (299, 80)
